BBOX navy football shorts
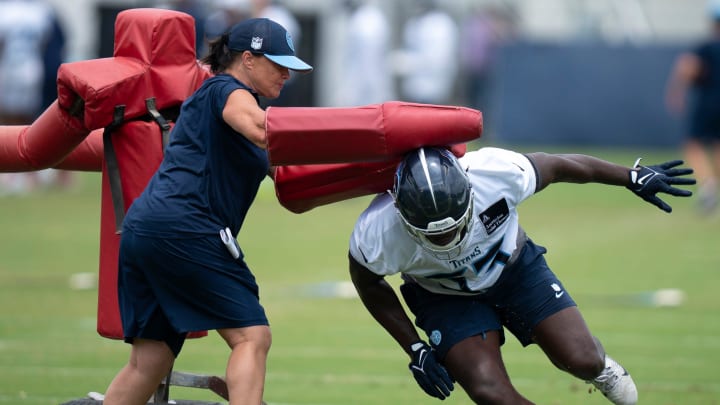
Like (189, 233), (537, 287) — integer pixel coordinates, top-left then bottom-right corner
(118, 228), (269, 356)
(689, 105), (720, 143)
(400, 238), (576, 360)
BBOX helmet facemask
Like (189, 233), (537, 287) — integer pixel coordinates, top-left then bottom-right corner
(391, 147), (474, 260)
(396, 195), (474, 259)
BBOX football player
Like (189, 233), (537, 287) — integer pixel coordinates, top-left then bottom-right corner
(349, 146), (695, 404)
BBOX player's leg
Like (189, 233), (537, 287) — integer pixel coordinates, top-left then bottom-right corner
(103, 338), (175, 405)
(489, 238), (603, 379)
(710, 140), (720, 181)
(684, 139), (712, 181)
(400, 282), (532, 404)
(532, 307), (604, 380)
(218, 325), (272, 405)
(686, 109), (720, 213)
(707, 139), (720, 210)
(533, 308), (637, 405)
(495, 237), (636, 404)
(443, 331), (533, 404)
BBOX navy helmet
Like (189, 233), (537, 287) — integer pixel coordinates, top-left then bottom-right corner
(392, 147), (473, 259)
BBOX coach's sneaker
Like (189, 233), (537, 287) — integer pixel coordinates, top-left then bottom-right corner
(588, 355), (638, 405)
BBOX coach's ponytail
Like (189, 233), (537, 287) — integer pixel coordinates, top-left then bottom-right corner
(201, 33), (237, 74)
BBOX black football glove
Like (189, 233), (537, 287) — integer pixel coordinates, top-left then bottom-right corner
(408, 341), (454, 400)
(627, 158), (695, 213)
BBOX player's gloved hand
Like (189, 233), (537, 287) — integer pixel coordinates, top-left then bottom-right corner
(627, 158), (695, 213)
(408, 341), (454, 400)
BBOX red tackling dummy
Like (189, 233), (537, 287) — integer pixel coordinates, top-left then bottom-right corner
(268, 102), (481, 213)
(56, 8), (210, 131)
(265, 101), (482, 165)
(55, 8), (210, 340)
(275, 143), (469, 214)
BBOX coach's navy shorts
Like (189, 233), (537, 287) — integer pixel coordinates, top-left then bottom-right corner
(400, 238), (576, 360)
(118, 228), (269, 356)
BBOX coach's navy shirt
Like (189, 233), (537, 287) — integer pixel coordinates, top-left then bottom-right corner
(123, 74), (269, 239)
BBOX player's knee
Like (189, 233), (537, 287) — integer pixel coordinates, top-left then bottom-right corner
(464, 381), (516, 404)
(460, 368), (518, 404)
(560, 347), (605, 380)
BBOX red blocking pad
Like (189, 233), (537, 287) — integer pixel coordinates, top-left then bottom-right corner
(266, 101), (482, 165)
(274, 144), (468, 214)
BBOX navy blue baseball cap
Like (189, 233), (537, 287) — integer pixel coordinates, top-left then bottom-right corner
(228, 18), (313, 72)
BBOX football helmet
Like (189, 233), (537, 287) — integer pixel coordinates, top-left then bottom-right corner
(392, 147), (473, 259)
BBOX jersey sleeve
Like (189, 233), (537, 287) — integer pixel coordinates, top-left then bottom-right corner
(349, 194), (408, 277)
(209, 76), (247, 120)
(462, 147), (538, 205)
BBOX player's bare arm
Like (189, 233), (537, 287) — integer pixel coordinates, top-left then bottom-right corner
(665, 52), (703, 114)
(348, 253), (421, 353)
(526, 152), (695, 212)
(526, 152), (631, 190)
(349, 253), (455, 400)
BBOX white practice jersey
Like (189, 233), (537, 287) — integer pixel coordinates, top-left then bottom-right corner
(349, 147), (538, 295)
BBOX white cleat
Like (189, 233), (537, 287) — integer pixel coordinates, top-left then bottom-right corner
(588, 355), (638, 405)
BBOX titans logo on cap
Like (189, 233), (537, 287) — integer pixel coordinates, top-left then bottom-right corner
(285, 32), (295, 53)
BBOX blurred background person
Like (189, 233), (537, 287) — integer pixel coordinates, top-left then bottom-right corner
(251, 0), (300, 45)
(666, 0), (720, 214)
(458, 4), (517, 126)
(0, 0), (70, 195)
(396, 0), (459, 105)
(203, 0), (251, 42)
(340, 0), (393, 106)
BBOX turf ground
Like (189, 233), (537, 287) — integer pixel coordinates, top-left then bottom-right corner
(0, 145), (718, 405)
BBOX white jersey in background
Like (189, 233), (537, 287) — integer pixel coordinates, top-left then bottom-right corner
(349, 147), (538, 295)
(0, 0), (56, 117)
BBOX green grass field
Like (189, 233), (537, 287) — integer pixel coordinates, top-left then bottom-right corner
(0, 146), (718, 405)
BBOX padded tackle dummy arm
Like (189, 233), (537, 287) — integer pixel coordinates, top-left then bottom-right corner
(266, 101), (482, 165)
(0, 101), (95, 171)
(274, 144), (471, 214)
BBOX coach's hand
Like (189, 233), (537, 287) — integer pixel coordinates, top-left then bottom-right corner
(627, 158), (696, 213)
(408, 341), (454, 400)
